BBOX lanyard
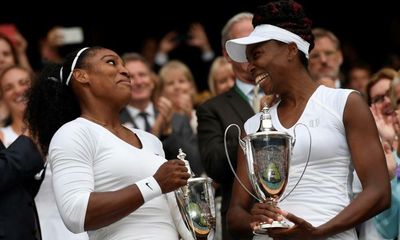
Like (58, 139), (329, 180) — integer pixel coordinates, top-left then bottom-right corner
(234, 85), (249, 102)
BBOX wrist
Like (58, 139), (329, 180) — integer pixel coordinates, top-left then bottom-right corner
(136, 176), (162, 202)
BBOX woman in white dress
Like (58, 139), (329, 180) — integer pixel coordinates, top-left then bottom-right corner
(25, 47), (191, 240)
(224, 0), (390, 239)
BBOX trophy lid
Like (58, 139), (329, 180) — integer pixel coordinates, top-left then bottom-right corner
(178, 148), (195, 177)
(246, 106), (292, 140)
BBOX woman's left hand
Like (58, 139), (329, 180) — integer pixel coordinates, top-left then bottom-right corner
(266, 210), (319, 240)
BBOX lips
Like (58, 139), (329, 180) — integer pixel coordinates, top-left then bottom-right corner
(117, 79), (131, 85)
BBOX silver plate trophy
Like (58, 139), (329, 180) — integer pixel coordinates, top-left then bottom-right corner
(175, 149), (216, 240)
(224, 106), (311, 235)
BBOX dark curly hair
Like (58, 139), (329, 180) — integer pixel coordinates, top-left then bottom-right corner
(252, 0), (314, 67)
(25, 46), (104, 155)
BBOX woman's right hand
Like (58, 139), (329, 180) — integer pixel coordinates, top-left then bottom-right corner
(153, 160), (190, 193)
(370, 103), (397, 144)
(157, 96), (173, 126)
(176, 93), (193, 118)
(250, 201), (283, 230)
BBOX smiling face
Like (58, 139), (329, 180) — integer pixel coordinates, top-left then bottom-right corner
(369, 78), (393, 115)
(246, 40), (289, 95)
(125, 60), (154, 103)
(0, 67), (31, 118)
(213, 63), (235, 95)
(161, 67), (194, 106)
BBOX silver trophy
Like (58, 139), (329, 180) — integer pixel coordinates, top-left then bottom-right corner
(175, 149), (216, 240)
(225, 106), (310, 234)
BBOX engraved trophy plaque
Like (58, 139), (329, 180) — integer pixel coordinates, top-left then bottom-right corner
(224, 106), (310, 234)
(175, 149), (216, 240)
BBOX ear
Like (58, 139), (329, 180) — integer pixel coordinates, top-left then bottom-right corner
(337, 50), (344, 66)
(287, 43), (298, 61)
(72, 69), (89, 84)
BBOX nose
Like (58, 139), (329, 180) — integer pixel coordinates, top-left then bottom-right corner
(16, 85), (26, 94)
(319, 53), (328, 63)
(120, 65), (129, 78)
(247, 62), (256, 75)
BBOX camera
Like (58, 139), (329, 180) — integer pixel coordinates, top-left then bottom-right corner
(55, 27), (84, 46)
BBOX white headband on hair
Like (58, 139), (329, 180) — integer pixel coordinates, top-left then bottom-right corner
(226, 24), (310, 63)
(65, 47), (89, 85)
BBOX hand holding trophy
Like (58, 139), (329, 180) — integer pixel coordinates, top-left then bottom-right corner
(224, 106), (310, 235)
(175, 149), (216, 240)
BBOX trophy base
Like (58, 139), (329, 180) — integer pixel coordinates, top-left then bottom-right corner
(253, 221), (290, 235)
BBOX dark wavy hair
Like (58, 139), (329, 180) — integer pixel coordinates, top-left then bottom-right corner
(252, 0), (314, 67)
(25, 46), (103, 155)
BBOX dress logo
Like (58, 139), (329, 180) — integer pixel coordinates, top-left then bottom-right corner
(309, 118), (320, 128)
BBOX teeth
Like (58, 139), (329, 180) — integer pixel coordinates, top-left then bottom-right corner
(255, 73), (269, 84)
(15, 96), (24, 103)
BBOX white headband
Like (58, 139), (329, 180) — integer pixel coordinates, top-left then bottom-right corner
(226, 24), (310, 63)
(64, 47), (89, 85)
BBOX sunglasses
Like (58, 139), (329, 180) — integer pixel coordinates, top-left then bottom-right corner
(371, 90), (391, 104)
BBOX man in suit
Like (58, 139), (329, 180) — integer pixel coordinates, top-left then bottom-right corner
(197, 12), (256, 240)
(119, 52), (170, 135)
(0, 135), (44, 239)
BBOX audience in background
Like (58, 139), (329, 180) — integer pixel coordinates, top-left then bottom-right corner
(0, 66), (32, 145)
(208, 56), (235, 96)
(197, 12), (255, 240)
(308, 28), (343, 88)
(156, 60), (204, 176)
(354, 67), (400, 240)
(154, 23), (215, 92)
(0, 32), (32, 126)
(346, 62), (372, 99)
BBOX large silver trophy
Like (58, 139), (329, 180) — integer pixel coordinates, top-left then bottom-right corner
(225, 106), (310, 234)
(175, 149), (216, 240)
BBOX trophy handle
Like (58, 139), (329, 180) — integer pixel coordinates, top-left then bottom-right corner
(279, 122), (312, 202)
(224, 124), (261, 202)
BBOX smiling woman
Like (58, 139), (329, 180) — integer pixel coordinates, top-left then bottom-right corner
(25, 46), (192, 239)
(0, 65), (32, 146)
(224, 0), (391, 239)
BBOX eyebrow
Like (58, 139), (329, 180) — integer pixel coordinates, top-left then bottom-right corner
(101, 54), (118, 60)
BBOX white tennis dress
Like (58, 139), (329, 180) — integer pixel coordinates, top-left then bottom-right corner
(48, 117), (184, 240)
(246, 85), (358, 240)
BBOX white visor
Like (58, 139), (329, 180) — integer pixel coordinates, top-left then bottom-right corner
(226, 24), (310, 63)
